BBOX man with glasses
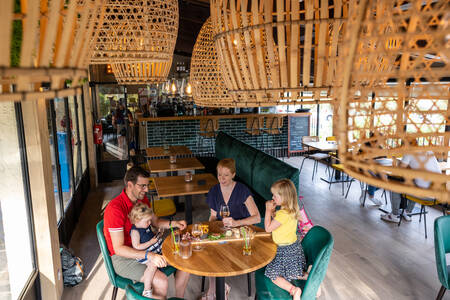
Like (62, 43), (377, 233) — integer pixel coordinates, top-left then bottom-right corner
(104, 166), (190, 298)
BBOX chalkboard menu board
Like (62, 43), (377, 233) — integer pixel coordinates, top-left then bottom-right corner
(288, 115), (310, 153)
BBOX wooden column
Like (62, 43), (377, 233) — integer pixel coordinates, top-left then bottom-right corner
(83, 82), (98, 188)
(21, 98), (63, 300)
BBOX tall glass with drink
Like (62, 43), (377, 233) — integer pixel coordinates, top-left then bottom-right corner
(191, 223), (203, 251)
(179, 238), (192, 259)
(220, 204), (230, 229)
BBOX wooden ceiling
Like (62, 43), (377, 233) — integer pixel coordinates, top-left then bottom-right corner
(175, 0), (210, 57)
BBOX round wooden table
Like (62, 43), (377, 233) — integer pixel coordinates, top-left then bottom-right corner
(162, 221), (277, 300)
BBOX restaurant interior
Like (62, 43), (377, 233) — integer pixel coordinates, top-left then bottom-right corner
(0, 0), (449, 299)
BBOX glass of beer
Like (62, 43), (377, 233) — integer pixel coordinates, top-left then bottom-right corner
(169, 155), (177, 164)
(241, 226), (253, 255)
(184, 171), (193, 182)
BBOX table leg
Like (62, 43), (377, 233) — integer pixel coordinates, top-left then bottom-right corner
(185, 194), (192, 225)
(172, 170), (185, 212)
(216, 277), (225, 300)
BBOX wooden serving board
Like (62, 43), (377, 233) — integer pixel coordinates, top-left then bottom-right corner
(190, 232), (272, 245)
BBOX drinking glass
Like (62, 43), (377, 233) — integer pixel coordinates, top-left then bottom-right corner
(179, 239), (192, 259)
(169, 155), (177, 164)
(220, 205), (230, 229)
(172, 229), (180, 254)
(191, 224), (203, 251)
(241, 226), (254, 255)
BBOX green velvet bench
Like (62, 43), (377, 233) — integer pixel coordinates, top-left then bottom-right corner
(215, 131), (300, 216)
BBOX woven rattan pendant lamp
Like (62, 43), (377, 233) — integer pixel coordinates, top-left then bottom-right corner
(190, 18), (234, 107)
(336, 0), (449, 202)
(0, 0), (103, 102)
(91, 0), (178, 85)
(210, 0), (349, 106)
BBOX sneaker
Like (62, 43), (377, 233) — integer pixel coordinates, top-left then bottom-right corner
(142, 289), (153, 298)
(380, 213), (399, 223)
(402, 212), (412, 222)
(368, 197), (382, 206)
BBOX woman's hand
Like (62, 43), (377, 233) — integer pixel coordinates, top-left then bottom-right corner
(265, 200), (276, 212)
(223, 217), (238, 227)
(174, 220), (187, 230)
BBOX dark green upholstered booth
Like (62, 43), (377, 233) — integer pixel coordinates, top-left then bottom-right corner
(96, 220), (176, 300)
(255, 226), (334, 300)
(434, 215), (450, 300)
(215, 131), (300, 215)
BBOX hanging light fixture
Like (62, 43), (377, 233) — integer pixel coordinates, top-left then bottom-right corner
(336, 0), (449, 202)
(0, 0), (103, 102)
(210, 0), (349, 106)
(191, 18), (256, 107)
(91, 0), (178, 85)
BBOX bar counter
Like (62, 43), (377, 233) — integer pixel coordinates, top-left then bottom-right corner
(138, 113), (310, 157)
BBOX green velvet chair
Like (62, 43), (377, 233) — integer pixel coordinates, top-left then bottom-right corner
(125, 284), (184, 300)
(434, 215), (450, 300)
(255, 225), (334, 300)
(96, 220), (176, 300)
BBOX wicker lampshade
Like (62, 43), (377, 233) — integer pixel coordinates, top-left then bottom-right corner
(210, 0), (349, 106)
(91, 0), (178, 84)
(0, 0), (102, 101)
(336, 0), (449, 202)
(190, 18), (234, 107)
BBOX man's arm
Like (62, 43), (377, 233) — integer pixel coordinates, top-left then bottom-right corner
(151, 214), (187, 230)
(111, 230), (167, 267)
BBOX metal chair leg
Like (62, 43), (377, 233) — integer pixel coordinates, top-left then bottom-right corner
(345, 179), (354, 199)
(398, 208), (405, 227)
(436, 285), (446, 300)
(362, 184), (368, 207)
(201, 276), (205, 292)
(299, 157), (308, 175)
(329, 169), (335, 190)
(247, 273), (251, 297)
(423, 205), (427, 239)
(111, 286), (118, 300)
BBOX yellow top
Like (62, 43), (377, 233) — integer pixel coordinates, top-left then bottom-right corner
(272, 209), (297, 245)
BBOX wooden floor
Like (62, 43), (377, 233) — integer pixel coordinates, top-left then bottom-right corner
(62, 157), (448, 300)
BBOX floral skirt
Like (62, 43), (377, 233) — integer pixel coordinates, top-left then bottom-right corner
(264, 239), (306, 281)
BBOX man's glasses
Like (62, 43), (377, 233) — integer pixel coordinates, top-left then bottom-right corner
(135, 183), (150, 189)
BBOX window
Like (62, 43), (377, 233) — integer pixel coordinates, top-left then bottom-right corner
(0, 102), (36, 299)
(54, 98), (74, 209)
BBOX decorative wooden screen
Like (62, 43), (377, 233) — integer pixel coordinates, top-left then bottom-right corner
(91, 0), (178, 84)
(0, 0), (103, 102)
(210, 0), (349, 106)
(336, 0), (449, 202)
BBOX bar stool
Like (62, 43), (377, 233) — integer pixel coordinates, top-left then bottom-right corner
(262, 116), (283, 156)
(245, 116), (264, 150)
(197, 118), (219, 156)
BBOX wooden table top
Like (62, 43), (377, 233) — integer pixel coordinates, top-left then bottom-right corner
(145, 145), (192, 158)
(302, 141), (338, 152)
(161, 221), (277, 277)
(153, 173), (218, 197)
(147, 157), (205, 173)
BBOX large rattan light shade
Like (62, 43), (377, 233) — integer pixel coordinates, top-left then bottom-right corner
(337, 0), (449, 202)
(91, 0), (178, 85)
(210, 0), (349, 106)
(0, 0), (103, 101)
(190, 18), (234, 107)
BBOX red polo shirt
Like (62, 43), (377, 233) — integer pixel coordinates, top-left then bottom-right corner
(103, 189), (150, 256)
